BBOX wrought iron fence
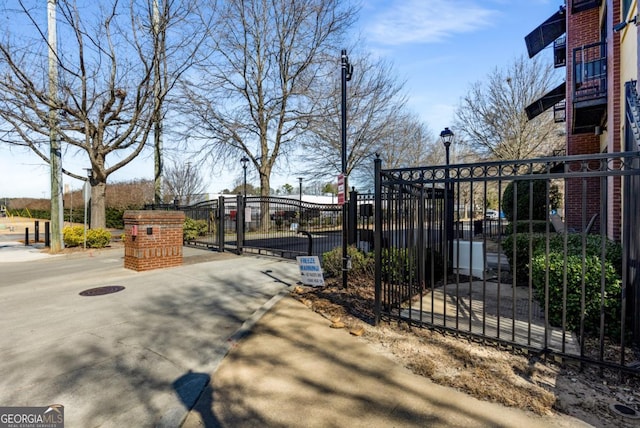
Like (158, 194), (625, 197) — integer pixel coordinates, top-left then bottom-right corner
(374, 152), (640, 373)
(238, 196), (342, 259)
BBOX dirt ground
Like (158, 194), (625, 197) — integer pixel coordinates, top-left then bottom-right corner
(291, 277), (640, 428)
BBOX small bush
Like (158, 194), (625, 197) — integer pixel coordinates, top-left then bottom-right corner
(380, 247), (444, 284)
(63, 225), (112, 248)
(321, 246), (373, 278)
(183, 218), (207, 241)
(63, 226), (84, 247)
(502, 233), (547, 285)
(505, 221), (551, 235)
(531, 252), (622, 338)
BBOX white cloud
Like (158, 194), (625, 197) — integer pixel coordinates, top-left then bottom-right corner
(365, 0), (499, 45)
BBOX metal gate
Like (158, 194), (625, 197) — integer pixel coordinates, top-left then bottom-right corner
(240, 196), (342, 259)
(374, 151), (640, 372)
(178, 196), (342, 259)
(181, 196), (240, 252)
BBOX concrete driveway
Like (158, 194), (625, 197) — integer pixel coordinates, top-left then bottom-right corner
(0, 247), (300, 427)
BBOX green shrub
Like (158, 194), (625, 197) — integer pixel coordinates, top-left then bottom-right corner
(504, 233), (623, 287)
(86, 228), (112, 248)
(380, 247), (444, 284)
(502, 179), (560, 222)
(502, 233), (547, 285)
(105, 208), (126, 229)
(531, 252), (622, 338)
(183, 218), (208, 241)
(63, 225), (112, 248)
(321, 246), (373, 278)
(505, 220), (551, 235)
(63, 226), (84, 247)
(548, 234), (622, 274)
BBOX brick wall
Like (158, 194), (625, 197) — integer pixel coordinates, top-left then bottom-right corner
(123, 210), (184, 271)
(564, 1), (625, 237)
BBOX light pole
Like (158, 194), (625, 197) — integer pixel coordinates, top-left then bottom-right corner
(341, 49), (353, 288)
(240, 157), (249, 198)
(440, 127), (455, 268)
(298, 177), (303, 225)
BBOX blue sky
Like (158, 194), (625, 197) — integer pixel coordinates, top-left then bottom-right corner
(0, 0), (562, 199)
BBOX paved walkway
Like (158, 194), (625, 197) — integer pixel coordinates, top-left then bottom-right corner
(0, 241), (593, 427)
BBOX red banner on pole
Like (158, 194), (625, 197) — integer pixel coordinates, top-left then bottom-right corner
(337, 174), (345, 205)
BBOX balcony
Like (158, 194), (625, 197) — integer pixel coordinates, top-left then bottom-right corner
(572, 41), (607, 134)
(572, 0), (602, 14)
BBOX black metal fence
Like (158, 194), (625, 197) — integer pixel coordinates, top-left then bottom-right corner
(174, 195), (343, 259)
(374, 152), (640, 372)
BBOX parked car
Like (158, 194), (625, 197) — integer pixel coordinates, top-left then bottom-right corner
(485, 209), (501, 220)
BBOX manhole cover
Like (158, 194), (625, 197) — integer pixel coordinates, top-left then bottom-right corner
(79, 286), (125, 297)
(610, 402), (640, 419)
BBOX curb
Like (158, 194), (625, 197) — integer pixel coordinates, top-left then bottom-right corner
(155, 287), (291, 428)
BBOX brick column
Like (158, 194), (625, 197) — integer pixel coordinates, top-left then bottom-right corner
(123, 210), (184, 271)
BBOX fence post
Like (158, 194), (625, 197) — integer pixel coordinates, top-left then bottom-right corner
(218, 196), (225, 252)
(236, 194), (244, 254)
(348, 187), (357, 245)
(374, 155), (382, 325)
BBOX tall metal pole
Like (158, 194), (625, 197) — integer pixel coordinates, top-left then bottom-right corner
(341, 49), (352, 288)
(48, 0), (63, 252)
(298, 177), (303, 225)
(153, 0), (164, 204)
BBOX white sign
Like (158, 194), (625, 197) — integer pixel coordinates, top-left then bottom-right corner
(296, 256), (325, 287)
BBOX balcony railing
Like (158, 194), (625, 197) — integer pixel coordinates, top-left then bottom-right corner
(573, 41), (606, 102)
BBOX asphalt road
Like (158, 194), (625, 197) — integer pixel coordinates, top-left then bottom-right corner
(0, 242), (300, 427)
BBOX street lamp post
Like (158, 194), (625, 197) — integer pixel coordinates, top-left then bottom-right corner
(439, 127), (455, 269)
(240, 157), (249, 198)
(341, 49), (353, 288)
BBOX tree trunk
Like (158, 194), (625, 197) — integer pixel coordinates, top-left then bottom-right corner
(90, 181), (107, 229)
(259, 173), (271, 231)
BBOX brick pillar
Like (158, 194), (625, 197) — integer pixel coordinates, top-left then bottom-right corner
(123, 210), (184, 271)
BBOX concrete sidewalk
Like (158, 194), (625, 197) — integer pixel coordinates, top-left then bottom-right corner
(181, 296), (591, 428)
(0, 242), (592, 427)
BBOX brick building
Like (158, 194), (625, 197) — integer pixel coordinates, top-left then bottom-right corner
(524, 0), (638, 240)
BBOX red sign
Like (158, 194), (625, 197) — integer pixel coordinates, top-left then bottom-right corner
(337, 174), (345, 205)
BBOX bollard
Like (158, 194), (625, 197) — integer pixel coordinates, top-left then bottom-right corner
(25, 227), (29, 246)
(298, 230), (313, 256)
(45, 222), (50, 247)
(35, 220), (40, 242)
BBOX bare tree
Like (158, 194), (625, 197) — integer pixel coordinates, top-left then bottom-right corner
(301, 53), (439, 193)
(302, 53), (409, 180)
(454, 55), (564, 161)
(0, 0), (207, 228)
(345, 112), (439, 191)
(182, 0), (357, 229)
(163, 158), (207, 204)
